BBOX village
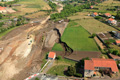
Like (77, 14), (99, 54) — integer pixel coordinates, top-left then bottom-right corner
(0, 0), (120, 80)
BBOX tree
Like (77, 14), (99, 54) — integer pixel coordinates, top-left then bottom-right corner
(112, 50), (119, 55)
(75, 73), (82, 77)
(0, 13), (3, 19)
(56, 56), (62, 60)
(116, 10), (120, 19)
(67, 66), (76, 76)
(35, 77), (39, 80)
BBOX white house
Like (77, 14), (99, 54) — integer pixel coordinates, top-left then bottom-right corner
(48, 52), (56, 60)
(108, 18), (117, 25)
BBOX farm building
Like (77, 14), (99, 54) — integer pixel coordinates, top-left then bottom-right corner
(48, 52), (56, 60)
(84, 58), (118, 77)
(92, 12), (98, 17)
(115, 40), (120, 45)
(104, 13), (111, 17)
(108, 18), (117, 25)
(0, 6), (7, 13)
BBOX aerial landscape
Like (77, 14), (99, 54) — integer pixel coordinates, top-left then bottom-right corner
(0, 0), (120, 80)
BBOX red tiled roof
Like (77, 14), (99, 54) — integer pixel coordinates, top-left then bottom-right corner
(90, 6), (93, 8)
(0, 6), (6, 10)
(105, 13), (111, 16)
(48, 52), (56, 58)
(116, 40), (120, 44)
(93, 12), (98, 15)
(85, 60), (94, 70)
(108, 18), (114, 21)
(85, 58), (118, 72)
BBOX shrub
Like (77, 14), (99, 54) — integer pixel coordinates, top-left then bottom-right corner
(95, 16), (102, 19)
(75, 73), (82, 77)
(56, 56), (62, 60)
(90, 33), (96, 38)
(67, 66), (76, 76)
(35, 77), (39, 80)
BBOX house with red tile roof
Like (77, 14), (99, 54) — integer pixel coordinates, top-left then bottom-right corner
(0, 6), (7, 13)
(84, 58), (118, 77)
(116, 40), (120, 45)
(104, 13), (111, 17)
(48, 52), (56, 60)
(92, 12), (98, 17)
(108, 18), (117, 25)
(90, 6), (93, 9)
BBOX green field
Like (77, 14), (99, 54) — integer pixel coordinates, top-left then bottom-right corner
(47, 65), (68, 76)
(52, 43), (64, 51)
(47, 58), (76, 76)
(61, 25), (99, 51)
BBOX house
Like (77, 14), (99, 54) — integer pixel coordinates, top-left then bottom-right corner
(48, 52), (56, 60)
(84, 58), (118, 77)
(108, 18), (117, 25)
(90, 6), (93, 9)
(115, 31), (120, 39)
(109, 53), (120, 61)
(92, 12), (98, 17)
(115, 40), (120, 45)
(104, 13), (111, 17)
(0, 6), (7, 13)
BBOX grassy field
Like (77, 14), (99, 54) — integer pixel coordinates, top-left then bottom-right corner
(60, 21), (99, 51)
(52, 43), (64, 51)
(83, 0), (120, 15)
(47, 65), (68, 76)
(68, 12), (117, 33)
(0, 27), (17, 39)
(47, 59), (76, 76)
(12, 0), (50, 17)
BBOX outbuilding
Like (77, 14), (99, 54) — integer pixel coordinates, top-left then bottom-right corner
(48, 52), (56, 60)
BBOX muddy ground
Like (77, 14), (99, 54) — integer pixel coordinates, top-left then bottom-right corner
(0, 18), (67, 80)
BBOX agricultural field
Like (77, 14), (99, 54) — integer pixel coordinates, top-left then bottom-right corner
(68, 12), (117, 33)
(11, 0), (50, 17)
(52, 21), (99, 51)
(83, 0), (120, 15)
(61, 25), (99, 51)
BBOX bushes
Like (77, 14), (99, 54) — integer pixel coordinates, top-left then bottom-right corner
(90, 33), (96, 38)
(95, 16), (102, 20)
(67, 66), (76, 76)
(75, 73), (82, 77)
(48, 1), (57, 11)
(56, 56), (62, 60)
